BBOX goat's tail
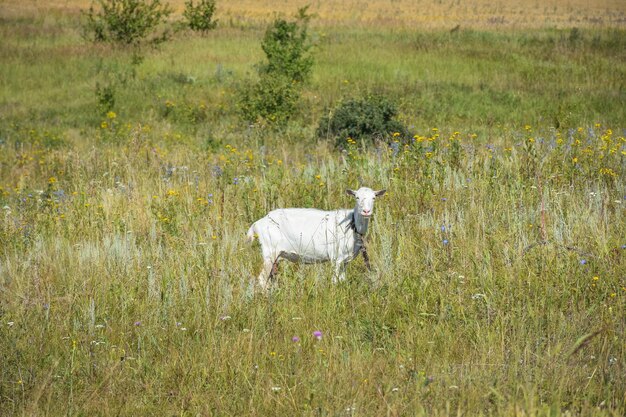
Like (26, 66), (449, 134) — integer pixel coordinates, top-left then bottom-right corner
(246, 223), (257, 243)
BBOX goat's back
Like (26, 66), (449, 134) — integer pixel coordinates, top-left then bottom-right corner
(252, 208), (355, 262)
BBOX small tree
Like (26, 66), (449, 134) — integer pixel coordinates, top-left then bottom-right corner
(183, 0), (218, 33)
(258, 8), (313, 83)
(239, 7), (314, 125)
(82, 0), (172, 46)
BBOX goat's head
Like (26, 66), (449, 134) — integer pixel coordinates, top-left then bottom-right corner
(346, 187), (386, 218)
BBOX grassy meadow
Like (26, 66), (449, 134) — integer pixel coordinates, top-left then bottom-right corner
(1, 0), (625, 416)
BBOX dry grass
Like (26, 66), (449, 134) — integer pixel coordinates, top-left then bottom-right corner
(2, 0), (626, 28)
(1, 2), (625, 415)
(1, 123), (625, 416)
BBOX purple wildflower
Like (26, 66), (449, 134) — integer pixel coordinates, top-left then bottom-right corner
(134, 321), (141, 326)
(292, 336), (300, 343)
(313, 331), (323, 340)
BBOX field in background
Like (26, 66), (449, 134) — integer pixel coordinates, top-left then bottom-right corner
(3, 0), (626, 28)
(1, 1), (625, 416)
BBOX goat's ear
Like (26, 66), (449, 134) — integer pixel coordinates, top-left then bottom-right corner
(346, 189), (356, 197)
(375, 189), (387, 197)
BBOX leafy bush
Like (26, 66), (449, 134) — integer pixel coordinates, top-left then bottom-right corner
(95, 82), (116, 115)
(258, 7), (313, 83)
(238, 7), (313, 125)
(317, 96), (409, 147)
(238, 74), (301, 125)
(82, 0), (172, 46)
(183, 0), (218, 33)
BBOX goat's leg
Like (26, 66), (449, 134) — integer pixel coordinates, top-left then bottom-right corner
(333, 262), (347, 284)
(270, 258), (280, 278)
(361, 246), (372, 271)
(258, 258), (277, 291)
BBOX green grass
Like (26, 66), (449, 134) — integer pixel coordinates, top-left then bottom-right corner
(1, 11), (625, 133)
(0, 4), (625, 416)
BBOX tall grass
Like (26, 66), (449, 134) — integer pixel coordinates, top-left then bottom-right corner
(1, 2), (625, 416)
(1, 123), (624, 415)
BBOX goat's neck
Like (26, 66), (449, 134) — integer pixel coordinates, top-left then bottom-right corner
(352, 209), (370, 236)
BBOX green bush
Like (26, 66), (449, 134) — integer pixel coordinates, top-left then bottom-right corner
(183, 0), (218, 33)
(82, 0), (172, 46)
(238, 7), (314, 125)
(258, 7), (313, 83)
(317, 96), (409, 147)
(95, 82), (116, 115)
(238, 74), (301, 125)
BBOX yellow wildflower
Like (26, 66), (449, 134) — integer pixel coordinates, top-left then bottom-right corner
(599, 168), (616, 177)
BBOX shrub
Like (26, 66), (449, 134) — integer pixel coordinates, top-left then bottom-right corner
(183, 0), (217, 33)
(82, 0), (172, 46)
(95, 82), (116, 115)
(238, 7), (313, 125)
(238, 74), (301, 125)
(317, 96), (409, 148)
(258, 7), (313, 83)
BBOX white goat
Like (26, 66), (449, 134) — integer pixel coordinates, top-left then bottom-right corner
(246, 187), (386, 290)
